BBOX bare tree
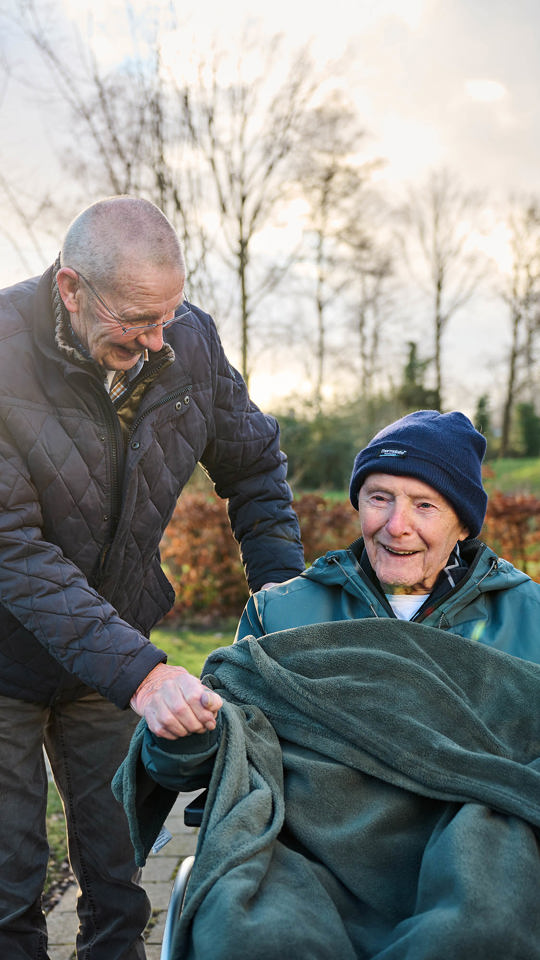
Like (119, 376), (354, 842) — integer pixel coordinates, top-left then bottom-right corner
(340, 212), (395, 400)
(0, 12), (58, 273)
(498, 199), (540, 456)
(4, 5), (325, 382)
(4, 0), (217, 300)
(396, 168), (487, 409)
(175, 34), (320, 383)
(293, 93), (379, 409)
(0, 174), (56, 272)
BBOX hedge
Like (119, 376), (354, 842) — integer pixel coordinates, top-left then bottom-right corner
(160, 489), (540, 624)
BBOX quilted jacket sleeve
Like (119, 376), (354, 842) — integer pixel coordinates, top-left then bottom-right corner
(0, 425), (166, 708)
(199, 322), (305, 592)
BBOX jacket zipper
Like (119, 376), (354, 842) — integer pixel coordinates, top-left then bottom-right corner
(94, 385), (192, 586)
(126, 383), (192, 446)
(327, 554), (384, 618)
(415, 553), (498, 625)
(93, 384), (191, 586)
(89, 387), (125, 585)
(99, 355), (188, 520)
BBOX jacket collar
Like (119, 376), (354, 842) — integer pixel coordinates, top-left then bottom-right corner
(351, 536), (471, 610)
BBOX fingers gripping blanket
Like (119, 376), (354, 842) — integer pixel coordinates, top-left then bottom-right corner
(114, 619), (540, 959)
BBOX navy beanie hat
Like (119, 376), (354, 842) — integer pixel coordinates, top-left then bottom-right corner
(349, 410), (488, 537)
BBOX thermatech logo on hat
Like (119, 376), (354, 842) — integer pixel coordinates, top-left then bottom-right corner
(378, 448), (407, 457)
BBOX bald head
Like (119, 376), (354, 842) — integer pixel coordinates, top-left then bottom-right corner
(60, 196), (185, 291)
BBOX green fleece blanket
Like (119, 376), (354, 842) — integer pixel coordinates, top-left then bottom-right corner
(114, 618), (540, 959)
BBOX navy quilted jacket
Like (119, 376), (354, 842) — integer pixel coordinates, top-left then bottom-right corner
(0, 266), (304, 707)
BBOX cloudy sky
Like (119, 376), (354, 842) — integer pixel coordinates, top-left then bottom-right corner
(344, 0), (540, 196)
(49, 0), (540, 197)
(1, 0), (538, 408)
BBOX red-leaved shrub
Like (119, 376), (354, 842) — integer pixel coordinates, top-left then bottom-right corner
(160, 489), (540, 623)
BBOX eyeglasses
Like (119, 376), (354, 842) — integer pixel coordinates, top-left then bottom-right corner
(73, 270), (192, 336)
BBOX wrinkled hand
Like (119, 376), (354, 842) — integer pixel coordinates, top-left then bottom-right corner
(130, 663), (223, 740)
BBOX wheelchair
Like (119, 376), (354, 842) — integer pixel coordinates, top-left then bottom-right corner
(160, 789), (207, 960)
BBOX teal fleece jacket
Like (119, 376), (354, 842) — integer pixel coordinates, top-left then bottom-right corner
(235, 538), (540, 664)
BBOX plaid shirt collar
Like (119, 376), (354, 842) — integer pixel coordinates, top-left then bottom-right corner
(66, 320), (146, 386)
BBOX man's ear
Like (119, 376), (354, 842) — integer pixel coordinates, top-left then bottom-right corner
(56, 268), (81, 315)
(458, 527), (470, 542)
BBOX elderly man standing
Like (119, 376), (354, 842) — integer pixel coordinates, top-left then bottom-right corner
(237, 409), (540, 661)
(0, 195), (303, 959)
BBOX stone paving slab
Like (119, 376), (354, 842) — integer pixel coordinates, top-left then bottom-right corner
(46, 792), (199, 960)
(140, 855), (178, 883)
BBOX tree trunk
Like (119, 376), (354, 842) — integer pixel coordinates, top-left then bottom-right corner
(499, 308), (521, 457)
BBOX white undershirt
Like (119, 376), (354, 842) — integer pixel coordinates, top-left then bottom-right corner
(386, 593), (429, 620)
(105, 369), (117, 392)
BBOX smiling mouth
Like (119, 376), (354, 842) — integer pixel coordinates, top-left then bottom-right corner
(382, 545), (419, 556)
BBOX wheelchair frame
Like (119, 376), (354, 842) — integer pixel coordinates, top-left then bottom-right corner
(160, 790), (207, 960)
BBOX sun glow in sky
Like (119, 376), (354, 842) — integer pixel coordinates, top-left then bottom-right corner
(464, 79), (508, 103)
(371, 116), (444, 183)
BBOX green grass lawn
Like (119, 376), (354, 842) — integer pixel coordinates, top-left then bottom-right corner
(300, 457), (540, 502)
(44, 781), (71, 909)
(45, 621), (236, 904)
(151, 619), (237, 673)
(483, 457), (540, 496)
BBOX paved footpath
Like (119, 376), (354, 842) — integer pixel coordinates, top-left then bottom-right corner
(46, 791), (199, 960)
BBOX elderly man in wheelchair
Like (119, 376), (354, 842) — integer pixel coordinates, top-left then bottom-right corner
(114, 410), (540, 959)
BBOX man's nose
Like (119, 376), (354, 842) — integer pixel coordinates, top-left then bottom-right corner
(385, 502), (413, 536)
(134, 325), (165, 352)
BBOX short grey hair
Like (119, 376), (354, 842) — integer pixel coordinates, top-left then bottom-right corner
(60, 195), (185, 288)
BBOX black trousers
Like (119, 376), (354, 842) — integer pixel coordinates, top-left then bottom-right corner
(0, 691), (150, 959)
